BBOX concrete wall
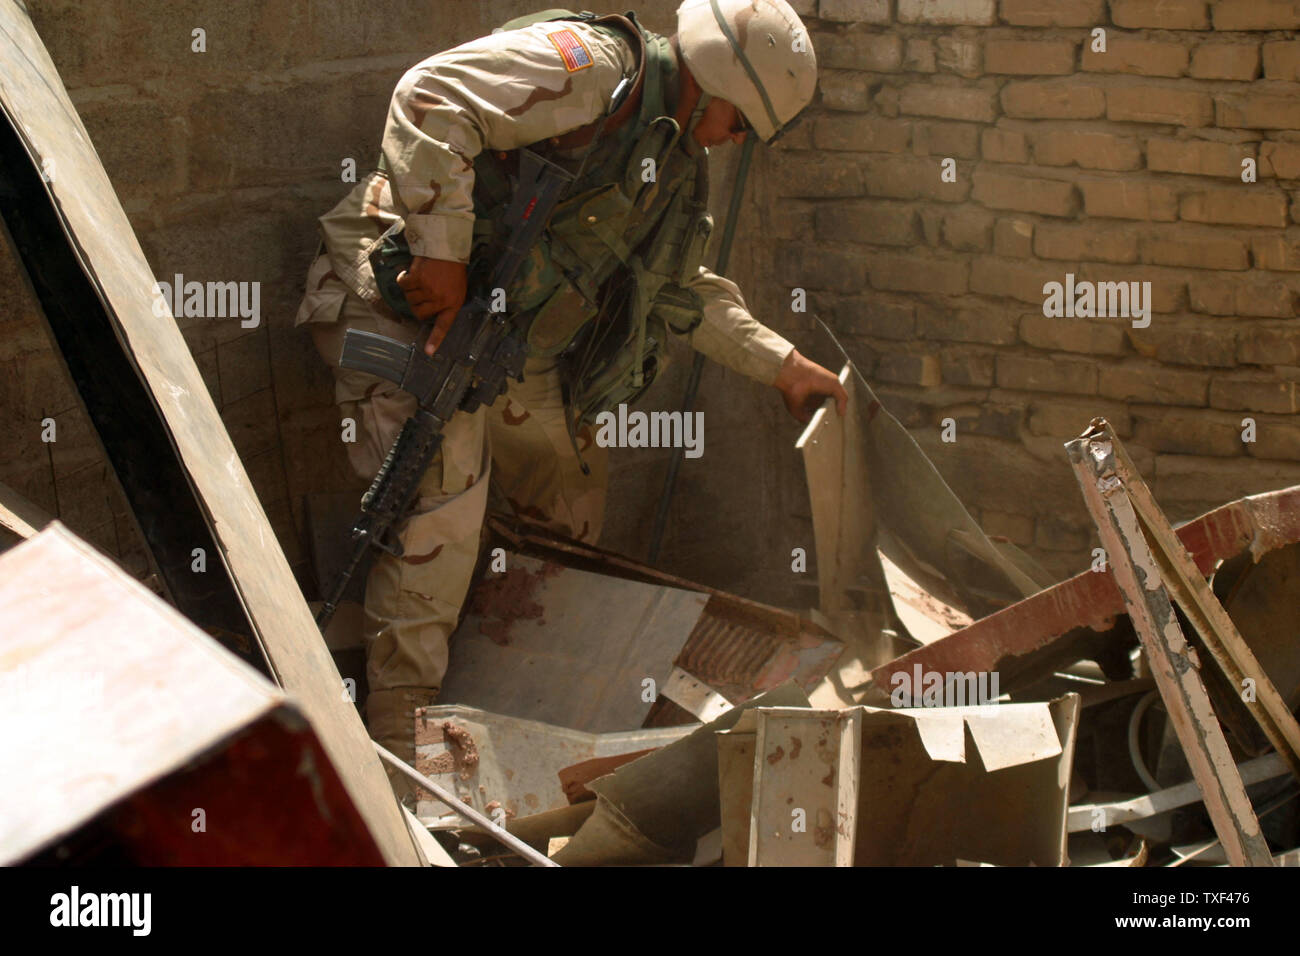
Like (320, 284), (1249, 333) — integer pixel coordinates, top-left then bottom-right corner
(3, 0), (1298, 612)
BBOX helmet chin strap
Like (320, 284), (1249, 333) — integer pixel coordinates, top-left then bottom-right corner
(682, 91), (712, 156)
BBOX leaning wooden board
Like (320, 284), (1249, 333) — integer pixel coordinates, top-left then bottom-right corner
(0, 0), (418, 864)
(0, 478), (52, 543)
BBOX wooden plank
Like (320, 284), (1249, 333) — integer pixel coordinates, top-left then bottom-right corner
(1107, 436), (1300, 784)
(0, 478), (52, 541)
(1066, 422), (1273, 867)
(0, 0), (418, 864)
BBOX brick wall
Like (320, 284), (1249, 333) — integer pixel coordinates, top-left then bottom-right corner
(5, 0), (482, 579)
(4, 0), (1299, 608)
(3, 0), (780, 595)
(757, 0), (1300, 581)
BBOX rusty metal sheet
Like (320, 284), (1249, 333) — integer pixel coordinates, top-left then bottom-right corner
(0, 525), (384, 865)
(797, 361), (1052, 626)
(795, 360), (1052, 699)
(0, 1), (417, 863)
(1214, 543), (1300, 727)
(412, 704), (694, 827)
(440, 554), (709, 732)
(872, 484), (1300, 698)
(485, 515), (843, 717)
(667, 595), (842, 708)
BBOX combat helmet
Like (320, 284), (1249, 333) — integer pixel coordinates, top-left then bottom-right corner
(676, 0), (817, 144)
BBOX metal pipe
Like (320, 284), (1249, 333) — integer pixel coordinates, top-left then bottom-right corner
(373, 742), (559, 867)
(648, 132), (757, 563)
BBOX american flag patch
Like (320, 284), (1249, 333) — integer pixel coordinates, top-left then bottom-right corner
(547, 28), (593, 72)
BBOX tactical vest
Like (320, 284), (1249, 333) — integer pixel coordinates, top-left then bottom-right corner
(468, 10), (714, 434)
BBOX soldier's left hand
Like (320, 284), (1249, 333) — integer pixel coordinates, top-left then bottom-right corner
(773, 349), (848, 424)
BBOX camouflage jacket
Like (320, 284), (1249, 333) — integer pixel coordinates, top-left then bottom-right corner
(301, 16), (794, 386)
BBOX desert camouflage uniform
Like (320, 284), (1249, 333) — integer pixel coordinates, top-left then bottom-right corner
(295, 17), (794, 776)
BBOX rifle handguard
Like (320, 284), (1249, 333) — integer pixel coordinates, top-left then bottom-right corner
(358, 411), (443, 556)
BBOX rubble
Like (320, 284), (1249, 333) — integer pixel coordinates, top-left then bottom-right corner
(1066, 420), (1296, 866)
(873, 484), (1300, 700)
(3, 0), (1299, 873)
(719, 696), (1079, 866)
(551, 684), (811, 866)
(430, 386), (1300, 868)
(412, 705), (694, 825)
(10, 339), (1300, 868)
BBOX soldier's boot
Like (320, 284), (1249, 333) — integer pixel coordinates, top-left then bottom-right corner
(365, 686), (439, 810)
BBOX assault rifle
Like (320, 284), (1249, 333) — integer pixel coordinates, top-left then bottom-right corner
(315, 148), (575, 629)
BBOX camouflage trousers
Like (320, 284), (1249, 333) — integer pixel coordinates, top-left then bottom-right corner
(308, 287), (609, 700)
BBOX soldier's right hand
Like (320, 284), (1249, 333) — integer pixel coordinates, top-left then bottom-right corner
(397, 256), (467, 356)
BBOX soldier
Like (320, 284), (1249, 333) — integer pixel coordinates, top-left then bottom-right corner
(296, 0), (847, 805)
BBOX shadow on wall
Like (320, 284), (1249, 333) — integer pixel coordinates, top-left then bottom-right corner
(13, 0), (809, 604)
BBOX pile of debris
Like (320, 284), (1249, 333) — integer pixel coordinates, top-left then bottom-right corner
(1, 0), (1296, 867)
(5, 343), (1298, 866)
(382, 367), (1300, 868)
